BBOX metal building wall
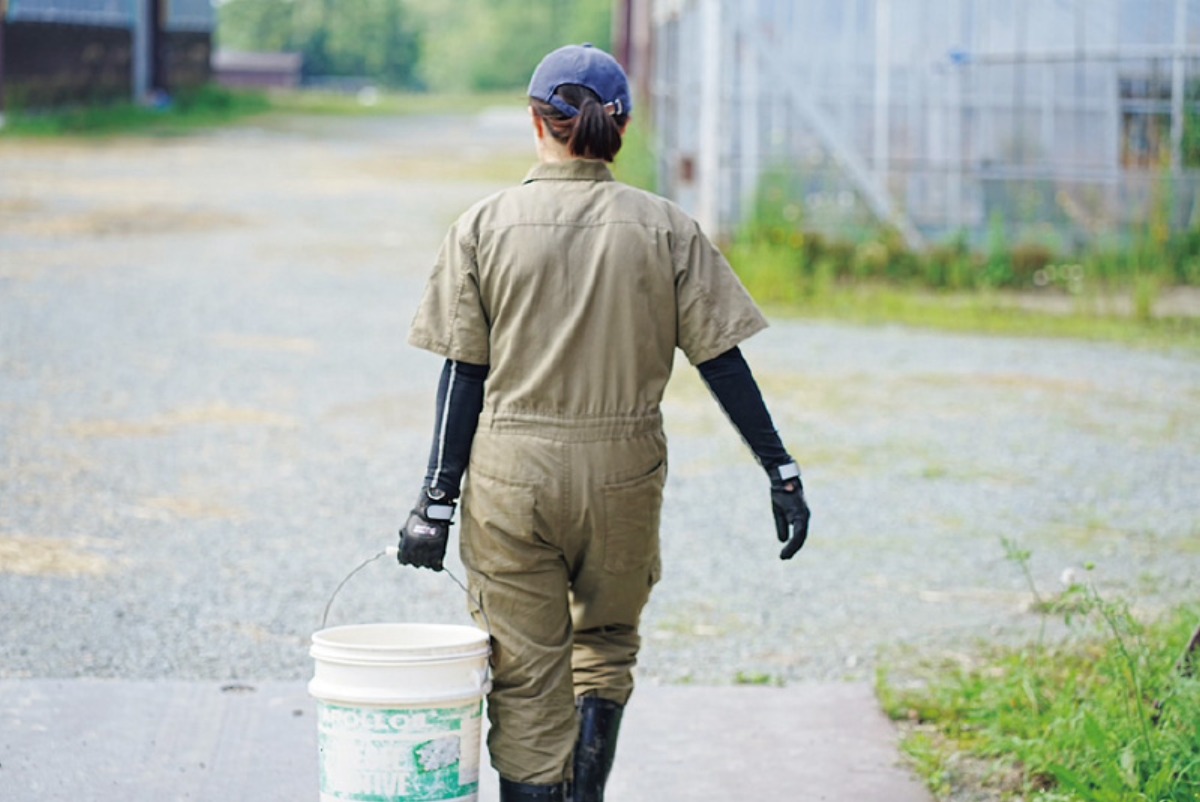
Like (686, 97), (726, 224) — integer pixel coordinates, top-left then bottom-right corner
(2, 1), (136, 107)
(0, 0), (212, 108)
(650, 0), (1200, 248)
(160, 0), (214, 92)
(6, 0), (134, 26)
(5, 0), (212, 29)
(164, 0), (214, 32)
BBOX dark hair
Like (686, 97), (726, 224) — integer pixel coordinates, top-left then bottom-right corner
(529, 84), (628, 162)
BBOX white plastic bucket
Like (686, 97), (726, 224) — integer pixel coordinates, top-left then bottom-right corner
(309, 622), (491, 802)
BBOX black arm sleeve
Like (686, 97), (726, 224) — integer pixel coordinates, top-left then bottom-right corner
(423, 359), (488, 500)
(696, 347), (793, 472)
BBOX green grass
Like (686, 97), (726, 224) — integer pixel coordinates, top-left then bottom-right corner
(0, 85), (271, 137)
(260, 87), (523, 117)
(735, 275), (1200, 351)
(0, 85), (524, 138)
(723, 170), (1200, 347)
(733, 670), (784, 687)
(878, 600), (1200, 801)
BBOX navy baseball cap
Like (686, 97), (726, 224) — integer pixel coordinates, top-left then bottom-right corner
(528, 44), (632, 119)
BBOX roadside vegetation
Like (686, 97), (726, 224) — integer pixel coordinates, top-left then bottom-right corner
(0, 85), (271, 137)
(215, 0), (612, 93)
(0, 85), (533, 138)
(878, 543), (1200, 802)
(721, 171), (1200, 350)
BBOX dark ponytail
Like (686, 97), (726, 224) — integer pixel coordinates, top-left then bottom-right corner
(530, 84), (627, 162)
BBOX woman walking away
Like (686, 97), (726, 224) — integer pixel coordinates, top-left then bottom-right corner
(398, 43), (810, 802)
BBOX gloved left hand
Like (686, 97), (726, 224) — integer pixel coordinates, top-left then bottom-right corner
(398, 488), (456, 571)
(770, 462), (810, 560)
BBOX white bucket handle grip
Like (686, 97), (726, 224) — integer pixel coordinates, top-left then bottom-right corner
(320, 547), (493, 645)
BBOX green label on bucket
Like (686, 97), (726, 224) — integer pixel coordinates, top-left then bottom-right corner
(318, 700), (483, 802)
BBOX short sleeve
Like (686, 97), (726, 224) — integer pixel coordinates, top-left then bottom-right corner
(674, 220), (769, 365)
(408, 220), (491, 364)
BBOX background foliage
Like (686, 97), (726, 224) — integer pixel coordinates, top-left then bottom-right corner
(216, 0), (421, 87)
(408, 0), (612, 92)
(215, 0), (613, 91)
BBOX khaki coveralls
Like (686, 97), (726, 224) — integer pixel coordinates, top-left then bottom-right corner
(408, 159), (767, 784)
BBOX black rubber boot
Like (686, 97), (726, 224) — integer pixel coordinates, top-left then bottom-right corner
(569, 695), (624, 802)
(499, 777), (566, 801)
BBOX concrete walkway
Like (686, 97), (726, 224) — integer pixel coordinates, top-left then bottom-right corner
(0, 680), (930, 801)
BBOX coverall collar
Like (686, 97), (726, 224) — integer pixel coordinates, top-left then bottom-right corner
(523, 159), (614, 184)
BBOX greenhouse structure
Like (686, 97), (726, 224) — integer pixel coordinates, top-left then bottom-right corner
(630, 0), (1200, 248)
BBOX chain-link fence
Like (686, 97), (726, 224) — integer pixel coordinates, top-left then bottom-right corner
(648, 0), (1200, 248)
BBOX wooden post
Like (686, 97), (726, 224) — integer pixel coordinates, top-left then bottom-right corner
(614, 0), (633, 70)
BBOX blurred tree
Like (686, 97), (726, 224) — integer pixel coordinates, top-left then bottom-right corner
(217, 0), (422, 88)
(217, 0), (295, 52)
(407, 0), (612, 92)
(217, 0), (609, 91)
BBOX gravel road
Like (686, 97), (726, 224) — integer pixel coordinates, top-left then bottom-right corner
(1, 110), (1197, 686)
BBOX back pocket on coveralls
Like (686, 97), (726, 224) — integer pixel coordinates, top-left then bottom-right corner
(461, 469), (538, 575)
(601, 461), (666, 574)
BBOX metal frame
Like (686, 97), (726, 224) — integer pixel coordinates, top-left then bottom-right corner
(647, 0), (1200, 246)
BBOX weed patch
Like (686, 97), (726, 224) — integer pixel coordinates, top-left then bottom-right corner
(745, 280), (1200, 351)
(734, 671), (784, 687)
(724, 169), (1200, 348)
(878, 546), (1200, 801)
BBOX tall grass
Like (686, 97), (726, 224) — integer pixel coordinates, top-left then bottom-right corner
(878, 549), (1200, 802)
(720, 171), (1200, 348)
(726, 219), (1196, 300)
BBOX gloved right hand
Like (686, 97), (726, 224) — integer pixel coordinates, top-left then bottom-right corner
(769, 462), (810, 560)
(397, 488), (456, 571)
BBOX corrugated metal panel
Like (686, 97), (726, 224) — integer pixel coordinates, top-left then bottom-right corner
(6, 0), (134, 27)
(164, 0), (213, 32)
(4, 1), (213, 31)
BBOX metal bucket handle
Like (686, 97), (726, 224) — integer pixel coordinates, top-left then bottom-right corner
(320, 547), (493, 645)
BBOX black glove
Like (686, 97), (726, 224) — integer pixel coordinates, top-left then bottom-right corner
(770, 462), (810, 560)
(398, 488), (456, 571)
